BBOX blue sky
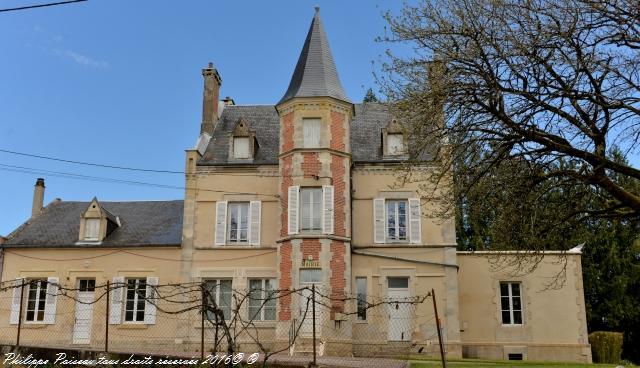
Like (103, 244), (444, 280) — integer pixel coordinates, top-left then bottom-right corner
(0, 0), (405, 235)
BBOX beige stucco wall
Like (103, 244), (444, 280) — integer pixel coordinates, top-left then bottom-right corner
(457, 253), (591, 363)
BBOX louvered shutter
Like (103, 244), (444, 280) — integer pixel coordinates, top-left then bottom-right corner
(322, 186), (334, 234)
(408, 198), (422, 244)
(43, 277), (59, 324)
(288, 186), (300, 235)
(9, 278), (23, 325)
(249, 201), (261, 245)
(373, 198), (385, 244)
(144, 277), (158, 325)
(215, 201), (228, 245)
(109, 276), (125, 324)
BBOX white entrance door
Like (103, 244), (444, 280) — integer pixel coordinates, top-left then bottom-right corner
(73, 279), (95, 344)
(387, 277), (412, 341)
(299, 269), (322, 337)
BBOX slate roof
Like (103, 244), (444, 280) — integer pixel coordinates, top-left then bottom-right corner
(278, 8), (350, 104)
(3, 200), (183, 248)
(197, 102), (430, 166)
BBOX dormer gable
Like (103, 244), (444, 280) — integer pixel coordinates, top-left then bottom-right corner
(230, 118), (258, 160)
(78, 197), (120, 242)
(382, 118), (407, 157)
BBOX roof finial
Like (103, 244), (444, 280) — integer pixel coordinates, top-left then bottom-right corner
(314, 6), (320, 13)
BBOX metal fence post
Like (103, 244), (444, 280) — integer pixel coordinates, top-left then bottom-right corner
(201, 283), (205, 362)
(16, 279), (25, 348)
(311, 284), (317, 367)
(105, 280), (110, 353)
(431, 288), (447, 368)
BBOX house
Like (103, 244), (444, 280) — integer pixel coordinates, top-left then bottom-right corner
(0, 8), (591, 362)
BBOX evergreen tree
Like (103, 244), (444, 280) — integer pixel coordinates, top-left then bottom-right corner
(363, 88), (379, 103)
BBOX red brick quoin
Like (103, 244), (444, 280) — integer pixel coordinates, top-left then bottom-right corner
(302, 152), (321, 178)
(331, 154), (346, 237)
(279, 240), (293, 321)
(330, 240), (346, 318)
(281, 111), (295, 153)
(330, 111), (346, 151)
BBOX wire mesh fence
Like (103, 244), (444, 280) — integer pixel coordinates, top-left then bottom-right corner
(0, 279), (446, 366)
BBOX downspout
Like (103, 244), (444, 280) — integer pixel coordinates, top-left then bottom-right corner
(352, 249), (459, 269)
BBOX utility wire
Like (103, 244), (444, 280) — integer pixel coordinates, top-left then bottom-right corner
(0, 163), (280, 198)
(0, 149), (183, 174)
(0, 0), (87, 13)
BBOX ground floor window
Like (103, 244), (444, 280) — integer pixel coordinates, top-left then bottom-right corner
(356, 277), (367, 321)
(204, 279), (233, 321)
(500, 282), (523, 325)
(124, 278), (147, 322)
(26, 280), (47, 322)
(248, 279), (276, 321)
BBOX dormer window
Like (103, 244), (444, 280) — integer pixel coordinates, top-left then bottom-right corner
(79, 197), (119, 243)
(382, 118), (407, 157)
(303, 118), (321, 148)
(231, 118), (257, 160)
(233, 137), (250, 159)
(84, 218), (101, 241)
(387, 133), (405, 155)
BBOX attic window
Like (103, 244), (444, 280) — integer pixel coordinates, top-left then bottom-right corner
(84, 219), (100, 241)
(387, 133), (405, 155)
(233, 137), (250, 159)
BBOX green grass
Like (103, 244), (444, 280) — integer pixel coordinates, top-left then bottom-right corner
(409, 357), (633, 368)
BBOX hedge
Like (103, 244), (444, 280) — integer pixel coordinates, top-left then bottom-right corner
(589, 331), (623, 364)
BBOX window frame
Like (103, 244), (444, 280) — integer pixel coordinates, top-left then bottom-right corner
(356, 277), (367, 321)
(386, 133), (405, 155)
(25, 279), (47, 323)
(500, 282), (524, 326)
(302, 118), (322, 148)
(124, 278), (147, 324)
(248, 278), (277, 322)
(233, 137), (251, 159)
(386, 199), (408, 242)
(227, 202), (250, 245)
(300, 187), (322, 233)
(84, 218), (101, 241)
(204, 279), (233, 322)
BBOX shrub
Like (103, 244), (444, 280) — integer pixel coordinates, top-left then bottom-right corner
(589, 331), (624, 363)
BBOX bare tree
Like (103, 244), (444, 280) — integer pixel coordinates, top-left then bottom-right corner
(380, 0), (640, 222)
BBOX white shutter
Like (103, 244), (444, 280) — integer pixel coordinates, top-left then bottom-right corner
(288, 186), (300, 235)
(109, 276), (124, 324)
(144, 277), (158, 325)
(409, 198), (422, 244)
(249, 201), (261, 245)
(9, 278), (23, 325)
(373, 198), (385, 244)
(43, 277), (59, 324)
(303, 119), (321, 148)
(215, 201), (228, 245)
(322, 185), (334, 234)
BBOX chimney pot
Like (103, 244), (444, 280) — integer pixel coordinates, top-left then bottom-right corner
(31, 178), (45, 218)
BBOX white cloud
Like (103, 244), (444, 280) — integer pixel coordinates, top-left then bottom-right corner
(53, 49), (109, 69)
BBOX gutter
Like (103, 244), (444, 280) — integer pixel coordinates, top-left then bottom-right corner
(352, 249), (459, 269)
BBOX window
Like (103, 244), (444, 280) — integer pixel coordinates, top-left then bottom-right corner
(300, 188), (322, 232)
(84, 218), (100, 241)
(25, 280), (47, 322)
(500, 282), (523, 325)
(303, 119), (321, 148)
(386, 200), (407, 241)
(387, 133), (405, 155)
(356, 277), (367, 321)
(124, 278), (147, 322)
(508, 353), (524, 361)
(233, 137), (250, 159)
(228, 202), (249, 244)
(248, 279), (276, 321)
(299, 269), (322, 284)
(78, 279), (95, 292)
(204, 279), (232, 321)
(388, 277), (409, 289)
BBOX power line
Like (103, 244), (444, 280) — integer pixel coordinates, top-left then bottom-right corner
(0, 163), (280, 198)
(0, 0), (87, 13)
(0, 149), (183, 174)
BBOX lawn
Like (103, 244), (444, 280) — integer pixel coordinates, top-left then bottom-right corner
(410, 358), (631, 368)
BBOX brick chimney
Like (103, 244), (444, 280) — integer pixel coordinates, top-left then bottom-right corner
(200, 62), (222, 135)
(31, 178), (45, 218)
